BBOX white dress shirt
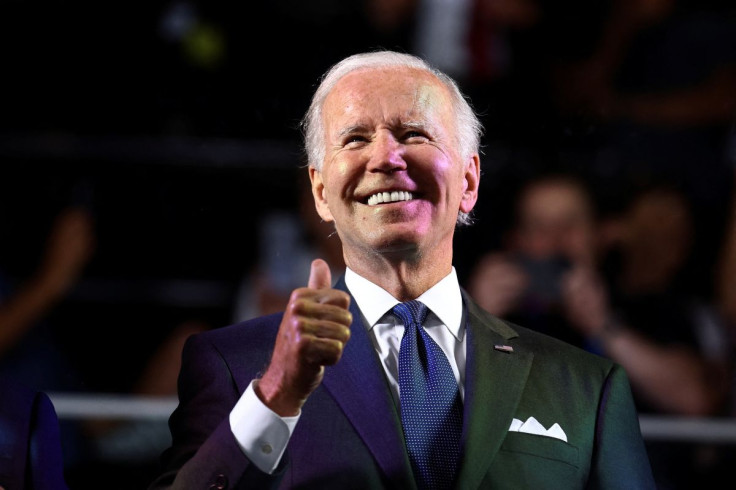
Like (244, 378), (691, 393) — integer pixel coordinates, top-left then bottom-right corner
(229, 266), (467, 474)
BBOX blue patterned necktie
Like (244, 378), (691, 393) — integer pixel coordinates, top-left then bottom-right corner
(393, 300), (463, 490)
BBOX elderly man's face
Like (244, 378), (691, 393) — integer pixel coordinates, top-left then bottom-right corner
(309, 66), (479, 261)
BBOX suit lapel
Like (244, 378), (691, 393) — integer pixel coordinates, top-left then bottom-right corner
(321, 277), (416, 490)
(320, 280), (533, 490)
(456, 293), (534, 490)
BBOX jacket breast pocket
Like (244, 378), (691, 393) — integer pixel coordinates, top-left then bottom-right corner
(487, 433), (583, 489)
(500, 432), (579, 468)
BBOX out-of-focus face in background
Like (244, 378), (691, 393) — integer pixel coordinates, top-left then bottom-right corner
(511, 177), (597, 268)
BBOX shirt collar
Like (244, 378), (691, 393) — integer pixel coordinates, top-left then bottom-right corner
(344, 266), (464, 340)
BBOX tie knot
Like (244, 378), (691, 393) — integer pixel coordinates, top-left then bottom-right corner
(392, 300), (429, 327)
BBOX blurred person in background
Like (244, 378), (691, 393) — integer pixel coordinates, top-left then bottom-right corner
(0, 206), (95, 388)
(468, 174), (728, 489)
(469, 175), (729, 488)
(553, 0), (736, 299)
(468, 175), (728, 418)
(466, 172), (600, 347)
(563, 183), (731, 489)
(565, 183), (730, 417)
(0, 204), (95, 473)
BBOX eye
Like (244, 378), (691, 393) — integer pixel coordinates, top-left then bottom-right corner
(402, 130), (429, 142)
(343, 134), (369, 147)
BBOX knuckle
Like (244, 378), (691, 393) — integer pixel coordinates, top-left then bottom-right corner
(289, 288), (310, 303)
(288, 297), (309, 316)
(288, 289), (302, 304)
(334, 291), (351, 307)
(293, 332), (312, 356)
(323, 342), (344, 365)
(292, 317), (310, 334)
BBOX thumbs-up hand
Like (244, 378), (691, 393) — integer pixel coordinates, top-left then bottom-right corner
(256, 258), (352, 416)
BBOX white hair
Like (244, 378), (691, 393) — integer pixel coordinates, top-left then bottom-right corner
(300, 50), (483, 226)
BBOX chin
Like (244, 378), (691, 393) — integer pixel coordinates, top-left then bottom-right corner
(365, 229), (424, 257)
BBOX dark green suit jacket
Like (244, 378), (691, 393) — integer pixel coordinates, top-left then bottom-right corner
(150, 279), (656, 489)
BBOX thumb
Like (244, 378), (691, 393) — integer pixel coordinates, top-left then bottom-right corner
(308, 258), (332, 290)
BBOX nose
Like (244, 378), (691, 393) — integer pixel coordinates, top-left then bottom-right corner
(367, 131), (406, 172)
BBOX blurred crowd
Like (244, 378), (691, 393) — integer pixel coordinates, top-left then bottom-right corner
(1, 0), (735, 488)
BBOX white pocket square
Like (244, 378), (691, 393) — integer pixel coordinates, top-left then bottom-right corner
(509, 416), (567, 442)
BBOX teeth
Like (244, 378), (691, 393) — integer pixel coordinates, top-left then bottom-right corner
(367, 191), (413, 206)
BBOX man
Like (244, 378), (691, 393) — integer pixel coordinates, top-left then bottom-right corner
(149, 50), (655, 489)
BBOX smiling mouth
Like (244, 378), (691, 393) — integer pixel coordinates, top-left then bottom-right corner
(366, 191), (414, 206)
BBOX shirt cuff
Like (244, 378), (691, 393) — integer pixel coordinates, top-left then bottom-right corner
(229, 380), (300, 474)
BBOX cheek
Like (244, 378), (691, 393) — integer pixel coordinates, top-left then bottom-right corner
(408, 149), (456, 190)
(325, 158), (362, 198)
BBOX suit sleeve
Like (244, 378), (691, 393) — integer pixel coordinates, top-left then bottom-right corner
(148, 333), (289, 490)
(587, 364), (657, 489)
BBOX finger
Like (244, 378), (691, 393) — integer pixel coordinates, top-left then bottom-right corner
(308, 258), (332, 290)
(303, 301), (353, 326)
(290, 287), (351, 310)
(302, 319), (352, 343)
(302, 337), (347, 366)
(289, 295), (352, 324)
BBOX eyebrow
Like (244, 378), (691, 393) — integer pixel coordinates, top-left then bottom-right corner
(401, 120), (427, 131)
(336, 119), (429, 138)
(336, 124), (369, 139)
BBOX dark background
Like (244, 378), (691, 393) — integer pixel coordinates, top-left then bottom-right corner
(0, 0), (394, 393)
(1, 1), (735, 487)
(1, 0), (734, 409)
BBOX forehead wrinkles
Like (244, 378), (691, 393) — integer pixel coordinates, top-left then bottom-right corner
(324, 69), (452, 135)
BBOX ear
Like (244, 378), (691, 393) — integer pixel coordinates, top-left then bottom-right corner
(459, 154), (481, 214)
(309, 166), (335, 223)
